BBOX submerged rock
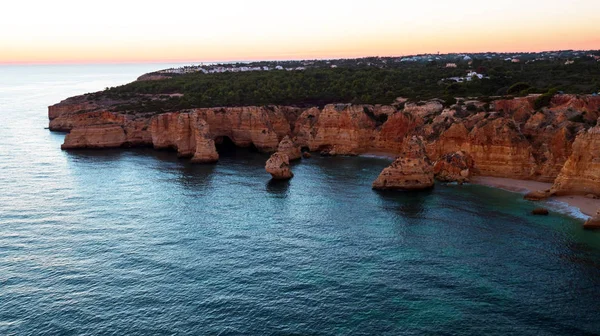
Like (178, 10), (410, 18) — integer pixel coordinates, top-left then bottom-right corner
(532, 208), (549, 216)
(277, 136), (301, 161)
(302, 152), (311, 159)
(372, 136), (434, 190)
(524, 190), (552, 201)
(433, 151), (474, 183)
(265, 152), (294, 180)
(584, 211), (600, 230)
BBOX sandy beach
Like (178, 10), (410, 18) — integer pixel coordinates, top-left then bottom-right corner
(471, 176), (599, 217)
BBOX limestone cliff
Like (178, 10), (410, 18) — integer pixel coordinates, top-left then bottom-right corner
(433, 151), (474, 183)
(277, 136), (301, 161)
(552, 125), (600, 196)
(50, 93), (600, 197)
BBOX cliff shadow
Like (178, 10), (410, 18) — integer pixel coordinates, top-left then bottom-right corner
(173, 161), (217, 190)
(266, 179), (291, 196)
(373, 188), (434, 219)
(215, 136), (259, 157)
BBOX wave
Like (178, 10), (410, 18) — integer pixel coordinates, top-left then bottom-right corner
(545, 199), (591, 220)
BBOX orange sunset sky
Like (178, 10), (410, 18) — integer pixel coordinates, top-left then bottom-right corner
(2, 0), (599, 64)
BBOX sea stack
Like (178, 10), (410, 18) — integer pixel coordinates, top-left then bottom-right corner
(433, 151), (474, 183)
(277, 136), (302, 161)
(372, 136), (434, 190)
(265, 152), (294, 180)
(191, 117), (219, 163)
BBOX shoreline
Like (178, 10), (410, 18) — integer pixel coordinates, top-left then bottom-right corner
(470, 176), (597, 219)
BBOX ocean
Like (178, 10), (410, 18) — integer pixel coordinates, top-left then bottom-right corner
(1, 64), (600, 335)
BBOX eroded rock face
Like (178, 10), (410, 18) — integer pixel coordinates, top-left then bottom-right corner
(194, 106), (291, 152)
(433, 151), (474, 183)
(190, 117), (219, 163)
(294, 104), (377, 155)
(50, 93), (600, 196)
(372, 136), (434, 190)
(265, 152), (293, 180)
(277, 136), (301, 161)
(61, 125), (127, 149)
(552, 125), (600, 196)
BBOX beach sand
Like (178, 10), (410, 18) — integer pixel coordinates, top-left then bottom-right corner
(471, 176), (599, 217)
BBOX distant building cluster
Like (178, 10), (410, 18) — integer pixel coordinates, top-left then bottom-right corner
(148, 50), (600, 80)
(444, 71), (488, 83)
(159, 64), (306, 75)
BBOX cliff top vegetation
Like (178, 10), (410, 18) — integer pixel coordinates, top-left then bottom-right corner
(89, 55), (600, 114)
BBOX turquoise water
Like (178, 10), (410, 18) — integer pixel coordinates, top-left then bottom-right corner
(1, 65), (600, 335)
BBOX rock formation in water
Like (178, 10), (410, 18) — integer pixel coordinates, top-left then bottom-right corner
(277, 136), (301, 161)
(524, 190), (553, 201)
(584, 211), (600, 229)
(191, 117), (219, 163)
(372, 136), (434, 190)
(49, 93), (600, 199)
(433, 151), (474, 183)
(265, 152), (293, 180)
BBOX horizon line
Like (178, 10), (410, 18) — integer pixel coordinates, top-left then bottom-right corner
(2, 48), (599, 66)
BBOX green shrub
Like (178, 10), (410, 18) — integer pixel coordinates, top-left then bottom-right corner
(507, 82), (531, 95)
(534, 89), (558, 110)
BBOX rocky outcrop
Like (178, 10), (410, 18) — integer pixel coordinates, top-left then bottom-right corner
(552, 124), (600, 196)
(48, 95), (100, 121)
(532, 208), (549, 216)
(265, 152), (293, 180)
(524, 190), (553, 201)
(584, 211), (600, 230)
(277, 136), (301, 161)
(50, 110), (128, 132)
(372, 136), (434, 190)
(61, 125), (126, 149)
(433, 151), (474, 183)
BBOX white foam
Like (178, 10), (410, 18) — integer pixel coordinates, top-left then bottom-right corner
(359, 154), (395, 160)
(545, 199), (591, 220)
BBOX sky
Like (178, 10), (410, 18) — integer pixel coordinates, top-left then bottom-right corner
(1, 0), (599, 64)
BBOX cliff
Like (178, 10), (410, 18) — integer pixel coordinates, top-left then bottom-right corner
(49, 94), (600, 197)
(552, 124), (600, 196)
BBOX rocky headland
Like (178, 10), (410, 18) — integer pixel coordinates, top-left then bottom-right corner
(49, 92), (600, 225)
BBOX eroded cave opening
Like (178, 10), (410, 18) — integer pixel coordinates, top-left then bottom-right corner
(215, 136), (237, 154)
(214, 136), (259, 156)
